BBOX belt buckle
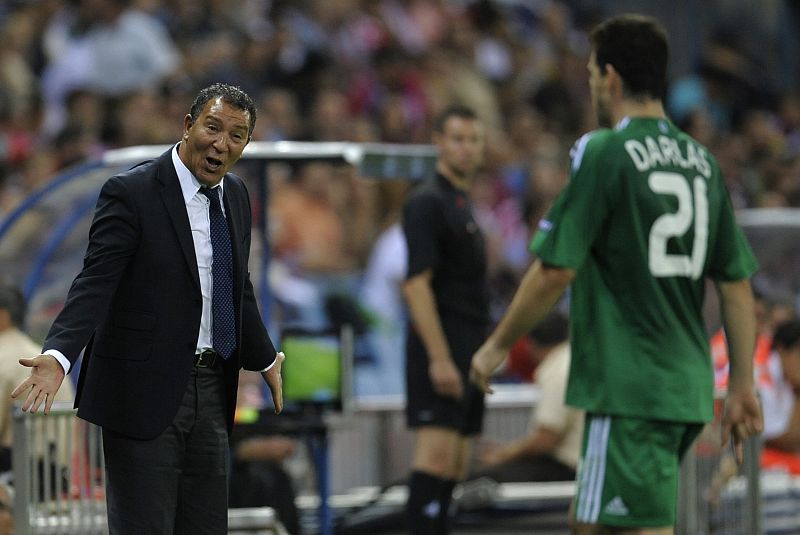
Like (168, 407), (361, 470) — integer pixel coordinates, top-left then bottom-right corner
(196, 348), (217, 368)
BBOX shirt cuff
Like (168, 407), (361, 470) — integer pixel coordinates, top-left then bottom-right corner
(44, 349), (71, 375)
(259, 360), (276, 373)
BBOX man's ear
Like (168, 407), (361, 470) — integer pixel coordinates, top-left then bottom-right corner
(182, 114), (193, 139)
(604, 63), (624, 96)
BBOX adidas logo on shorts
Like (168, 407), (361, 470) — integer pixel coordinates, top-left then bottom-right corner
(603, 496), (629, 516)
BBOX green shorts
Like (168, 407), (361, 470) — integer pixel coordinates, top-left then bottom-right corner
(573, 413), (703, 528)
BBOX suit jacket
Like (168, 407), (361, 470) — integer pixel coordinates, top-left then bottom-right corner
(44, 148), (277, 440)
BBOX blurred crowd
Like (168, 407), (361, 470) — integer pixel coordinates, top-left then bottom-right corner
(1, 0), (800, 390)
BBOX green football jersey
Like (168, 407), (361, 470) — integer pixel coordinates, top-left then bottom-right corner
(531, 117), (758, 423)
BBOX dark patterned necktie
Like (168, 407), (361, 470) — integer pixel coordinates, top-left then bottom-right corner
(201, 187), (236, 359)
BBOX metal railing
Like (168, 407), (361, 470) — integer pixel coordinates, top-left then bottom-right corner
(677, 397), (762, 535)
(12, 402), (106, 535)
(11, 403), (286, 535)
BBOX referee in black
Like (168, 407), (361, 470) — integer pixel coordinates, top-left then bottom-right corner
(402, 105), (489, 534)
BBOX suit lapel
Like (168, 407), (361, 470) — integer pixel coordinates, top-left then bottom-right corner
(156, 151), (201, 291)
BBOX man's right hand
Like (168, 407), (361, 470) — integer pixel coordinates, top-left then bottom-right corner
(10, 354), (66, 414)
(429, 359), (463, 400)
(721, 385), (763, 464)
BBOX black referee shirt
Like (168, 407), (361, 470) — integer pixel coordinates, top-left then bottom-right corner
(402, 173), (489, 324)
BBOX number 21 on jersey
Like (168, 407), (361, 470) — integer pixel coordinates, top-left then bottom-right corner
(648, 171), (709, 280)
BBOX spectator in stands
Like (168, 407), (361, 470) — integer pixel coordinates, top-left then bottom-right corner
(0, 8), (38, 126)
(472, 312), (583, 484)
(39, 0), (180, 137)
(255, 88), (304, 142)
(0, 282), (73, 475)
(760, 319), (800, 474)
(711, 291), (777, 393)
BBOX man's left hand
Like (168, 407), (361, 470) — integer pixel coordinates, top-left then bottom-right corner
(262, 351), (285, 414)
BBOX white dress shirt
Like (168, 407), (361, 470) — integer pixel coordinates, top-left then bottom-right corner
(172, 143), (220, 355)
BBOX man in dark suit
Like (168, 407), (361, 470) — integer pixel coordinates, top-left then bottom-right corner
(12, 83), (284, 534)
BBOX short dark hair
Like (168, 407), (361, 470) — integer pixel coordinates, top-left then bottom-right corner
(773, 319), (800, 351)
(189, 83), (257, 138)
(0, 282), (25, 328)
(433, 104), (478, 133)
(590, 14), (668, 101)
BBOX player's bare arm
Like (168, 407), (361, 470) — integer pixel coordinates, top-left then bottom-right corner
(716, 278), (763, 463)
(471, 261), (575, 393)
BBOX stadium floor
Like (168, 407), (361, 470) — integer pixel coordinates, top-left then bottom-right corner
(303, 504), (571, 534)
(300, 481), (574, 535)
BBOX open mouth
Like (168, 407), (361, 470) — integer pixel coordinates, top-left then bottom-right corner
(205, 156), (223, 170)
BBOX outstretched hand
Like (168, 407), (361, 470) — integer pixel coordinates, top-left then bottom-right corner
(262, 351), (285, 414)
(11, 354), (66, 414)
(721, 386), (763, 464)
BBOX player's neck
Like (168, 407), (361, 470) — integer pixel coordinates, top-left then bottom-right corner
(614, 98), (666, 123)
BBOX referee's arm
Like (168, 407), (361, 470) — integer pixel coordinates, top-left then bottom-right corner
(403, 269), (463, 400)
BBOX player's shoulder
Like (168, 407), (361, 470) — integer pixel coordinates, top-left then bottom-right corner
(568, 128), (616, 171)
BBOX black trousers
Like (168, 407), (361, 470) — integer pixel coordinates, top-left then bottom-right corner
(102, 365), (229, 535)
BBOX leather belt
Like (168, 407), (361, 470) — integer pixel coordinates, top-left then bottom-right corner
(195, 348), (219, 368)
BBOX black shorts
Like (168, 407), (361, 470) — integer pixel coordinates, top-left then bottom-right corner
(405, 313), (487, 435)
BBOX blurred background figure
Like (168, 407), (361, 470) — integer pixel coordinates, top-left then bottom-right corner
(356, 180), (412, 398)
(759, 319), (800, 474)
(40, 0), (180, 137)
(0, 281), (74, 476)
(0, 483), (13, 535)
